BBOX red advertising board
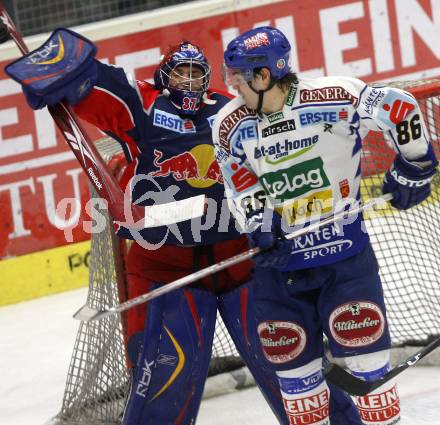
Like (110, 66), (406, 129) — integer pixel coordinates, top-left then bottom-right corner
(1, 0), (439, 258)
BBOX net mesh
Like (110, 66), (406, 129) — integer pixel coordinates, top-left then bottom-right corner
(48, 78), (440, 424)
(4, 0), (190, 36)
(361, 79), (440, 345)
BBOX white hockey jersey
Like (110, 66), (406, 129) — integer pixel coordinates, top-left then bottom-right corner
(212, 75), (432, 270)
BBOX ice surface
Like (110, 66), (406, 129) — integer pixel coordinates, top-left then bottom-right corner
(1, 288), (440, 425)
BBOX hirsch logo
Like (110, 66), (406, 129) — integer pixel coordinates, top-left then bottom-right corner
(29, 34), (65, 65)
(262, 119), (296, 137)
(260, 157), (330, 202)
(329, 301), (385, 347)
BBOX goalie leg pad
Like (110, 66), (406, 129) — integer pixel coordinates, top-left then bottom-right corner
(5, 28), (97, 109)
(122, 286), (217, 425)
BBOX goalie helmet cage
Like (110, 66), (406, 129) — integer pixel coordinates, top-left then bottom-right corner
(48, 78), (440, 425)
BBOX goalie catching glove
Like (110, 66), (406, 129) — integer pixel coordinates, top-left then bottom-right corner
(246, 209), (293, 269)
(383, 148), (438, 210)
(5, 28), (97, 109)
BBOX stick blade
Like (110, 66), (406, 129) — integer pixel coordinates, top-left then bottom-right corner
(143, 194), (206, 227)
(73, 304), (107, 322)
(324, 363), (373, 396)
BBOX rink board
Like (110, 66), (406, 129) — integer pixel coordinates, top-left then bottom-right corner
(0, 241), (90, 306)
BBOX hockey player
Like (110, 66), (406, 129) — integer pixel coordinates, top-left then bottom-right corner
(214, 26), (438, 425)
(6, 28), (363, 424)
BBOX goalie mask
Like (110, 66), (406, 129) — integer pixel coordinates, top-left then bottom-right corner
(154, 41), (211, 115)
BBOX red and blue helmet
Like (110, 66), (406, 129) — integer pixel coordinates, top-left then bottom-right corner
(154, 41), (211, 115)
(223, 26), (291, 86)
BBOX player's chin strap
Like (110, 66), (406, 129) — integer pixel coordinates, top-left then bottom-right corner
(248, 79), (277, 114)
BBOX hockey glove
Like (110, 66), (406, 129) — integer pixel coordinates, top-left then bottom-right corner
(383, 151), (438, 210)
(246, 209), (293, 269)
(5, 28), (98, 109)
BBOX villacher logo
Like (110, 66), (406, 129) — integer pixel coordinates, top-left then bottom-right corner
(262, 119), (296, 138)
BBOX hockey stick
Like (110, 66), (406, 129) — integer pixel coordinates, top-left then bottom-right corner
(324, 336), (440, 396)
(0, 3), (205, 227)
(73, 193), (393, 322)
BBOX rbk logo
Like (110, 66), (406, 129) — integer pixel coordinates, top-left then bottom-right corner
(28, 34), (65, 65)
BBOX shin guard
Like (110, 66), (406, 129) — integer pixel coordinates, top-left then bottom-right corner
(122, 286), (217, 425)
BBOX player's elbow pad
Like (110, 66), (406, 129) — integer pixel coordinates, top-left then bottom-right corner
(5, 28), (98, 109)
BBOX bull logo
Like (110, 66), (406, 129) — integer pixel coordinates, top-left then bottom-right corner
(149, 145), (223, 188)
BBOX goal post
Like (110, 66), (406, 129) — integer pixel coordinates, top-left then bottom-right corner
(47, 78), (440, 425)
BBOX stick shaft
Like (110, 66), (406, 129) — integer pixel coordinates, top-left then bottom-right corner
(74, 194), (391, 321)
(324, 336), (440, 395)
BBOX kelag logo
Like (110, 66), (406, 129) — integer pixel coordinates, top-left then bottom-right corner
(262, 119), (296, 137)
(260, 157), (330, 202)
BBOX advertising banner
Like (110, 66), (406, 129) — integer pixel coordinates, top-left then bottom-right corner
(1, 0), (439, 259)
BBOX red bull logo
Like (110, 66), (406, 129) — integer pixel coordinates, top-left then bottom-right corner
(149, 144), (223, 188)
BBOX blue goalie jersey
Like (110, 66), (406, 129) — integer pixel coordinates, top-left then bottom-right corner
(74, 60), (238, 246)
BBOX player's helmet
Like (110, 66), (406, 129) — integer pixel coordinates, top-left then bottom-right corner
(154, 41), (211, 115)
(223, 26), (291, 85)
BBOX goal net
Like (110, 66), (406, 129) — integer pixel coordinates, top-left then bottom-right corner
(47, 78), (440, 424)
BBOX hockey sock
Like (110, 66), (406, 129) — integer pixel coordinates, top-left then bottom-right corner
(345, 351), (401, 425)
(277, 358), (330, 425)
